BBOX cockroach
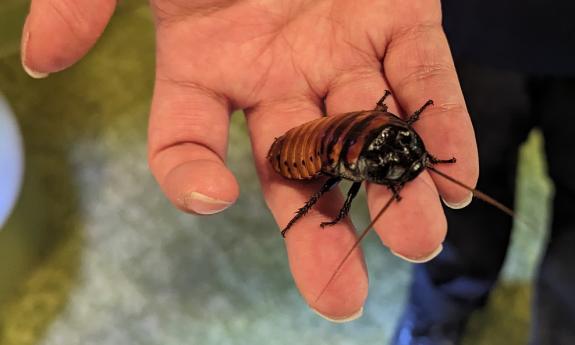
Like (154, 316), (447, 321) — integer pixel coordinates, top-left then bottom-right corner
(267, 91), (514, 302)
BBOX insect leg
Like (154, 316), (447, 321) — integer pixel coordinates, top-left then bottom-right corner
(320, 182), (362, 228)
(375, 90), (392, 112)
(407, 99), (434, 125)
(281, 177), (342, 237)
(428, 153), (457, 165)
(389, 184), (403, 201)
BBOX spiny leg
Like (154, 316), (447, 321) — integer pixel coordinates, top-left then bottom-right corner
(375, 90), (392, 112)
(281, 177), (341, 237)
(320, 182), (362, 228)
(428, 153), (457, 165)
(407, 99), (433, 125)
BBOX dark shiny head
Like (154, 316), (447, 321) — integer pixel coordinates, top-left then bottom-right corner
(359, 124), (427, 185)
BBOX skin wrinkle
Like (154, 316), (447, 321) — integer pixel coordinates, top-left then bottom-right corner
(153, 0), (241, 26)
(290, 50), (325, 101)
(47, 0), (88, 41)
(203, 11), (284, 106)
(152, 107), (230, 146)
(395, 62), (457, 94)
(388, 25), (462, 97)
(386, 25), (457, 95)
(388, 21), (441, 51)
(326, 65), (384, 106)
(366, 31), (384, 62)
(331, 0), (392, 59)
(361, 4), (394, 60)
(325, 3), (339, 71)
(301, 16), (337, 91)
(155, 111), (228, 145)
(243, 42), (276, 107)
(247, 95), (322, 123)
(155, 10), (283, 47)
(258, 2), (334, 101)
(152, 114), (229, 151)
(392, 100), (460, 125)
(185, 35), (278, 108)
(281, 30), (325, 100)
(342, 35), (378, 67)
(149, 1), (174, 24)
(329, 65), (383, 88)
(317, 10), (384, 94)
(151, 141), (227, 184)
(47, 3), (78, 37)
(154, 77), (230, 111)
(425, 102), (468, 120)
(331, 3), (379, 64)
(235, 10), (335, 106)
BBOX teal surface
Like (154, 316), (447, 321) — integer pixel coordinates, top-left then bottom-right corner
(0, 2), (552, 344)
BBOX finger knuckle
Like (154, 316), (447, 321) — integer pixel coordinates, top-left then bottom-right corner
(432, 101), (467, 116)
(400, 61), (456, 89)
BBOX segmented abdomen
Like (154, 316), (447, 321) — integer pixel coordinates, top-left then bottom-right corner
(267, 110), (404, 180)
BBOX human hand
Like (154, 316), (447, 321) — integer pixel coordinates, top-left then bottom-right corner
(21, 0), (477, 321)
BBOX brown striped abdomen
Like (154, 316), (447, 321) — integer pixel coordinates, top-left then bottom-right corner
(267, 110), (407, 181)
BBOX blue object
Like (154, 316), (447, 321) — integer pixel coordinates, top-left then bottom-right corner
(0, 94), (23, 229)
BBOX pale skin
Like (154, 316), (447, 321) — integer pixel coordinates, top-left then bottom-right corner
(21, 0), (478, 321)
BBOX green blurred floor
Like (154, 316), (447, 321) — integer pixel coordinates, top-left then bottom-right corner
(0, 2), (552, 345)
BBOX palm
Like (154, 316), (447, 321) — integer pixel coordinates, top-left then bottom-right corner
(22, 0), (478, 321)
(154, 0), (392, 103)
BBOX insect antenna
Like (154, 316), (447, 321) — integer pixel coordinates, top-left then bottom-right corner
(315, 166), (521, 304)
(315, 194), (396, 303)
(426, 165), (540, 236)
(426, 165), (514, 218)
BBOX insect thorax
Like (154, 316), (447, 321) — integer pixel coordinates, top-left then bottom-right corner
(356, 124), (427, 185)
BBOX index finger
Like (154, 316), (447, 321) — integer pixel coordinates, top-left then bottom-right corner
(384, 22), (478, 207)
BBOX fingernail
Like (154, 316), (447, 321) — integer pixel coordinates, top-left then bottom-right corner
(181, 192), (232, 215)
(392, 244), (443, 263)
(311, 307), (363, 323)
(21, 17), (49, 79)
(442, 192), (473, 209)
(23, 62), (49, 79)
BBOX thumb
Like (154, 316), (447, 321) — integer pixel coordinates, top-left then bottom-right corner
(21, 0), (116, 78)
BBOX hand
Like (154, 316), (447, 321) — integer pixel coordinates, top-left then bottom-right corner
(21, 0), (478, 321)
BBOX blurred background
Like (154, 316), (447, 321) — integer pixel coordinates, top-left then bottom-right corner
(0, 1), (552, 344)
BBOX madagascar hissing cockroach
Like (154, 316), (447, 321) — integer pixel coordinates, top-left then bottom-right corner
(267, 90), (515, 301)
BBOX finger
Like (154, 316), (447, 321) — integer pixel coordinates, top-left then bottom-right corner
(246, 98), (368, 321)
(384, 23), (478, 207)
(148, 78), (239, 215)
(324, 68), (445, 261)
(21, 0), (116, 78)
(367, 173), (446, 262)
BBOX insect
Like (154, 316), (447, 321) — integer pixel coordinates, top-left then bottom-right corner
(267, 91), (514, 301)
(268, 90), (460, 235)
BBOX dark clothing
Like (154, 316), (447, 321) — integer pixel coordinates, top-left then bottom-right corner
(405, 62), (575, 345)
(396, 3), (575, 344)
(442, 0), (575, 76)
